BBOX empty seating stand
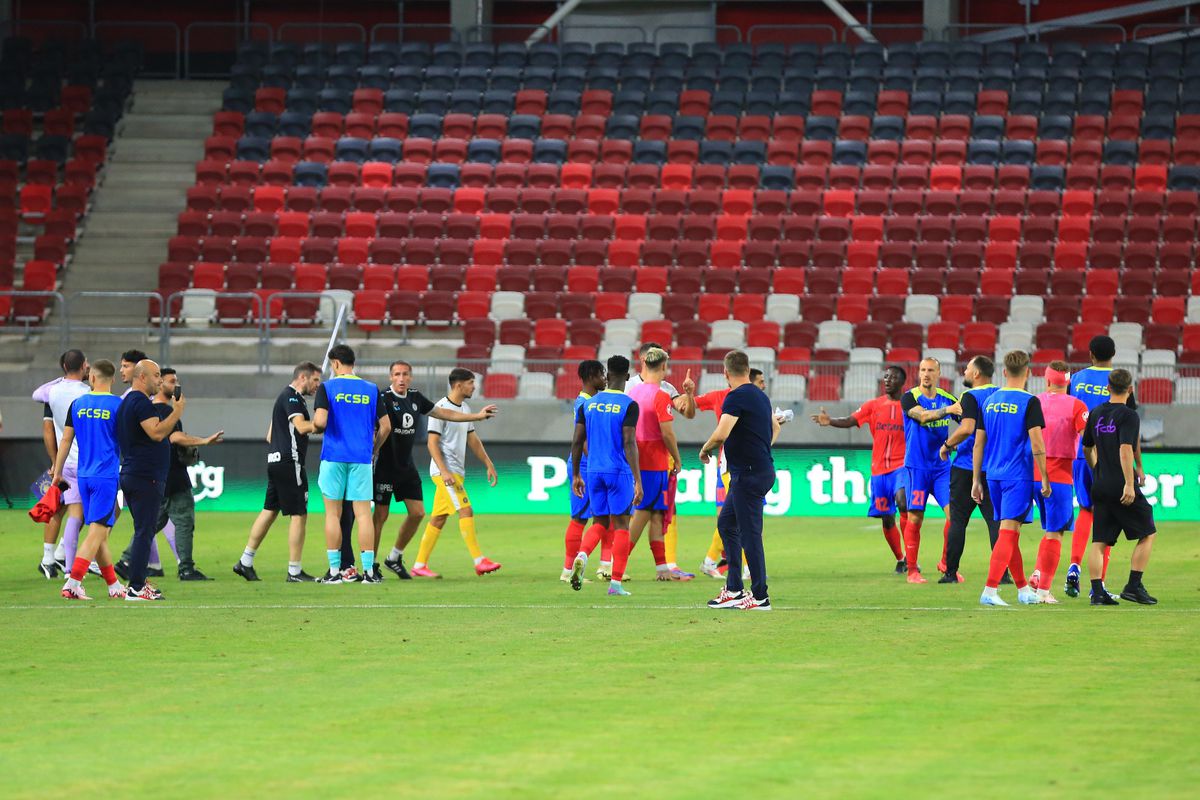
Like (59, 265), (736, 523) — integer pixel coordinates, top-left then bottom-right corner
(158, 37), (1200, 401)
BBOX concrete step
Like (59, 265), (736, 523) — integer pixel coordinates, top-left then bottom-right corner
(120, 115), (219, 140)
(109, 139), (204, 163)
(93, 188), (187, 212)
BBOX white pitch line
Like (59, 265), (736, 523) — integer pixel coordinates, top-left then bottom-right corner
(0, 602), (1152, 612)
(2, 603), (1194, 613)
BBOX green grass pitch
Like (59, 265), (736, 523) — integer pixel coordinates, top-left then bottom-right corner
(1, 509), (1198, 797)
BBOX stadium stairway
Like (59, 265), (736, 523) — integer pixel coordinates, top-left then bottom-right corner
(51, 80), (221, 335)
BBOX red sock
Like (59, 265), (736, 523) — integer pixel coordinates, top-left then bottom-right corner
(940, 518), (951, 563)
(600, 526), (614, 562)
(70, 556), (90, 582)
(580, 523), (606, 558)
(101, 565), (118, 585)
(564, 519), (585, 569)
(1007, 531), (1027, 588)
(987, 529), (1017, 588)
(1070, 509), (1092, 565)
(903, 519), (922, 572)
(649, 540), (666, 567)
(611, 529), (631, 581)
(882, 524), (904, 560)
(1102, 545), (1111, 580)
(1038, 537), (1062, 590)
(900, 511), (909, 530)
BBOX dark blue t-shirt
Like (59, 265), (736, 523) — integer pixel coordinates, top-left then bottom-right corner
(117, 391), (170, 481)
(720, 383), (774, 473)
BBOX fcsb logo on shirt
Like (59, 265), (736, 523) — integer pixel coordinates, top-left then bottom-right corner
(985, 402), (1020, 414)
(1075, 383), (1110, 396)
(334, 393), (372, 404)
(588, 402), (624, 413)
(77, 408), (111, 419)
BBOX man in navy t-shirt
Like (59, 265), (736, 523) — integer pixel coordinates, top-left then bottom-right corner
(700, 350), (779, 611)
(116, 359), (184, 601)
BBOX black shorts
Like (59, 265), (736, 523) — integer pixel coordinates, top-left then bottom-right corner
(1093, 493), (1156, 545)
(264, 461), (308, 516)
(373, 467), (423, 505)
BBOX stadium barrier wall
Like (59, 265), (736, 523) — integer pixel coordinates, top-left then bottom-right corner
(3, 440), (1200, 521)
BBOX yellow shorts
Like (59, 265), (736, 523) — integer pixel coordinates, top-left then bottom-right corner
(431, 474), (471, 517)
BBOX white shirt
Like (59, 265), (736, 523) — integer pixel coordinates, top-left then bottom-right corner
(428, 397), (475, 478)
(48, 378), (89, 468)
(627, 374), (680, 398)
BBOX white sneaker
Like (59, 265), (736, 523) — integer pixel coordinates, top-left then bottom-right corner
(559, 568), (572, 582)
(700, 561), (723, 579)
(107, 583), (127, 599)
(707, 588), (747, 609)
(1037, 589), (1060, 604)
(979, 590), (1009, 607)
(735, 594), (772, 611)
(1017, 587), (1040, 605)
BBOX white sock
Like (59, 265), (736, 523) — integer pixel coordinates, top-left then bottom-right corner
(388, 547), (402, 561)
(65, 577), (81, 590)
(240, 548), (256, 567)
(149, 561), (162, 569)
(703, 557), (718, 569)
(655, 564), (669, 572)
(53, 542), (65, 561)
(575, 552), (588, 564)
(473, 556), (484, 566)
(288, 561), (301, 576)
(413, 561), (426, 569)
(667, 562), (679, 570)
(599, 560), (612, 570)
(983, 586), (999, 598)
(1036, 588), (1049, 599)
(42, 543), (55, 564)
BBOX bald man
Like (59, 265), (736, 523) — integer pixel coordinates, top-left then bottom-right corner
(116, 360), (185, 601)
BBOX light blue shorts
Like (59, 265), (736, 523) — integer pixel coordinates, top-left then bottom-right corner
(318, 461), (373, 502)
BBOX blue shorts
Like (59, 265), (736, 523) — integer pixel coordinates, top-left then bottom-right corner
(79, 475), (118, 527)
(636, 470), (670, 512)
(906, 465), (950, 511)
(868, 470), (903, 518)
(989, 479), (1038, 523)
(318, 461), (373, 502)
(1072, 459), (1093, 510)
(570, 477), (592, 520)
(1037, 481), (1075, 532)
(588, 470), (635, 517)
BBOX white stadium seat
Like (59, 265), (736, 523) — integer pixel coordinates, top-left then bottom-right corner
(180, 289), (216, 326)
(772, 374), (807, 403)
(490, 344), (525, 374)
(1008, 295), (1044, 325)
(698, 372), (727, 394)
(903, 294), (939, 326)
(998, 321), (1033, 352)
(765, 293), (801, 324)
(711, 319), (747, 348)
(603, 318), (639, 350)
(517, 372), (554, 399)
(816, 319), (853, 351)
(746, 346), (777, 371)
(489, 291), (525, 321)
(626, 293), (662, 322)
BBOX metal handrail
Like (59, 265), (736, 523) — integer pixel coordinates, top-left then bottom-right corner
(276, 22), (367, 45)
(559, 23), (649, 43)
(746, 24), (839, 46)
(651, 24), (736, 45)
(93, 20), (181, 78)
(842, 24), (931, 44)
(368, 23), (461, 45)
(184, 21), (273, 79)
(1132, 22), (1200, 41)
(0, 290), (68, 348)
(464, 24), (553, 44)
(1036, 22), (1127, 43)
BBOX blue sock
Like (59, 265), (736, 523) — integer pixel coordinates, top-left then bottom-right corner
(361, 550), (375, 574)
(327, 549), (340, 574)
